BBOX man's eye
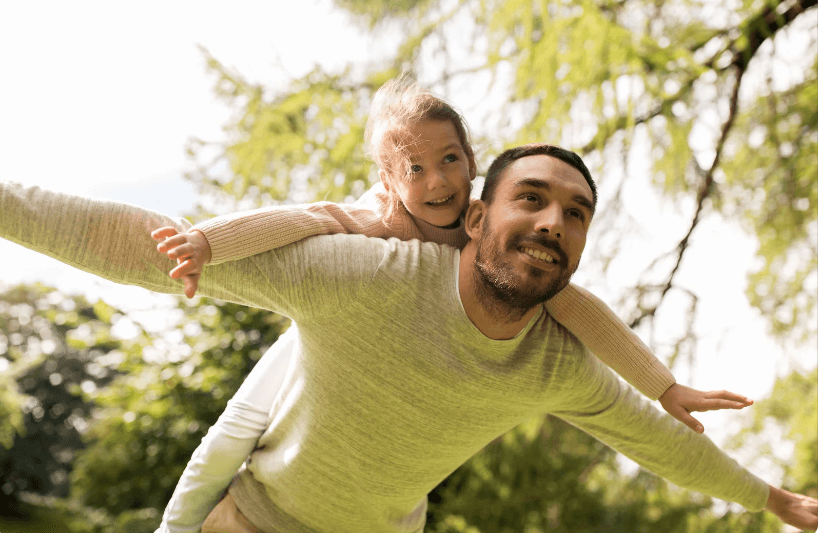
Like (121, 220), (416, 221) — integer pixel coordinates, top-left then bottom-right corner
(523, 194), (539, 203)
(568, 209), (583, 219)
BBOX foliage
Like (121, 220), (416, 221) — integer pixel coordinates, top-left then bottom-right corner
(70, 298), (289, 514)
(0, 284), (125, 504)
(0, 284), (289, 531)
(732, 369), (818, 497)
(187, 55), (380, 213)
(2, 0), (816, 530)
(427, 416), (706, 532)
(189, 0), (817, 344)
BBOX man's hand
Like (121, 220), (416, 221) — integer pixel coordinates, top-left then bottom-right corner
(766, 485), (818, 530)
(151, 227), (213, 298)
(658, 383), (753, 434)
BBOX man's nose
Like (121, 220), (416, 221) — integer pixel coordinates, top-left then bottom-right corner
(536, 204), (564, 239)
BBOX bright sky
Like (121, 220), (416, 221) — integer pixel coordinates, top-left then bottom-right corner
(1, 0), (815, 485)
(0, 0), (388, 319)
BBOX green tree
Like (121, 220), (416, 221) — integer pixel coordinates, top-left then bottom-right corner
(0, 284), (125, 509)
(7, 1), (815, 530)
(732, 369), (818, 497)
(188, 0), (817, 347)
(69, 299), (289, 519)
(178, 1), (815, 528)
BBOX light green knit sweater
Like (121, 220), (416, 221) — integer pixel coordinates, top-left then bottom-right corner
(0, 182), (769, 533)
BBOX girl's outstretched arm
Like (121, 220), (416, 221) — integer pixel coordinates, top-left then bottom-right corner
(189, 183), (409, 266)
(153, 183), (467, 297)
(546, 283), (751, 433)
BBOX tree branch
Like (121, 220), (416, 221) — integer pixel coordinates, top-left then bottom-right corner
(628, 64), (746, 329)
(732, 0), (818, 71)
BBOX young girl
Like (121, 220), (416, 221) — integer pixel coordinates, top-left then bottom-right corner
(152, 79), (752, 532)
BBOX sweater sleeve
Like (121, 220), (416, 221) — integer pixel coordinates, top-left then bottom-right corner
(0, 181), (383, 321)
(550, 344), (769, 511)
(157, 328), (298, 533)
(545, 283), (675, 400)
(194, 200), (397, 265)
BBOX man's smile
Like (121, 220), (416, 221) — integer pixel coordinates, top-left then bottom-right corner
(521, 247), (557, 264)
(512, 236), (568, 270)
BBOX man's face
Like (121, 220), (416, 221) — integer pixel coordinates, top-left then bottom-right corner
(471, 154), (594, 310)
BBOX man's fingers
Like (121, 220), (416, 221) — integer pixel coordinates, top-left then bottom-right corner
(768, 487), (819, 530)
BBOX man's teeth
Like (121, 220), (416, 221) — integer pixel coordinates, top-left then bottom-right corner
(428, 195), (452, 205)
(524, 248), (555, 263)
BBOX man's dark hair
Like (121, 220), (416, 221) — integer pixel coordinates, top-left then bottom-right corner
(480, 144), (597, 212)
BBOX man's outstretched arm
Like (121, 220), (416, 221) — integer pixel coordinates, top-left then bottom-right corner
(0, 181), (380, 317)
(550, 347), (817, 530)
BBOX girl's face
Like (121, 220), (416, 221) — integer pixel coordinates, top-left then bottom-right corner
(383, 119), (475, 228)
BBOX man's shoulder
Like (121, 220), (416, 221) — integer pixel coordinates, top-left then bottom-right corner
(300, 233), (457, 253)
(287, 234), (458, 275)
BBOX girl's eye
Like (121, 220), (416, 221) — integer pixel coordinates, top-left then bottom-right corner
(411, 164), (423, 173)
(444, 154), (458, 163)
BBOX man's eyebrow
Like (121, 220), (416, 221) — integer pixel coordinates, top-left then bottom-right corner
(512, 177), (595, 214)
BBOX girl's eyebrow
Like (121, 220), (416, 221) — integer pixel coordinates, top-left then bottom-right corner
(437, 142), (461, 153)
(409, 143), (463, 164)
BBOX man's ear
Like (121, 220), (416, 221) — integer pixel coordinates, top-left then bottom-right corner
(379, 169), (391, 193)
(464, 200), (486, 241)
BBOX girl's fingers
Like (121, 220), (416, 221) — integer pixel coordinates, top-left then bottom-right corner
(691, 399), (751, 411)
(705, 390), (753, 404)
(183, 276), (200, 299)
(673, 409), (704, 434)
(170, 258), (196, 279)
(167, 243), (195, 260)
(157, 235), (189, 254)
(151, 227), (179, 240)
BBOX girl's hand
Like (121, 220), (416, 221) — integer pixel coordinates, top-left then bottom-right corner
(658, 383), (753, 434)
(151, 227), (213, 298)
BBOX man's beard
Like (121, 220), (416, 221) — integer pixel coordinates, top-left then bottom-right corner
(473, 216), (578, 323)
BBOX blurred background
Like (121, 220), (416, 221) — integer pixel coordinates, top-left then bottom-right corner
(0, 0), (815, 531)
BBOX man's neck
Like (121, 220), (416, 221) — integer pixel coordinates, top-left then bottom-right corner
(457, 243), (540, 340)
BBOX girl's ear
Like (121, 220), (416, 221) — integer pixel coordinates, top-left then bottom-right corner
(468, 156), (477, 181)
(379, 169), (392, 193)
(464, 200), (486, 241)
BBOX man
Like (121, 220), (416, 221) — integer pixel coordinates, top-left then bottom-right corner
(1, 145), (816, 532)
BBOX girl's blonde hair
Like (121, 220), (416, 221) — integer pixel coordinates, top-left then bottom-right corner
(364, 77), (475, 218)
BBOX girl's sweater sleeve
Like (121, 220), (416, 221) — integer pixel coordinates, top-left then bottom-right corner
(194, 197), (400, 265)
(545, 283), (676, 400)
